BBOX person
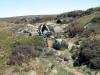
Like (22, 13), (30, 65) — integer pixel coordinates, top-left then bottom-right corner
(38, 23), (51, 47)
(39, 23), (50, 36)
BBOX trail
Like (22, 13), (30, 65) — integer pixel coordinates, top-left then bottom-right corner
(61, 60), (84, 75)
(48, 40), (54, 50)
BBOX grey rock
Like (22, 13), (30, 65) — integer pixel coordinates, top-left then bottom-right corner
(67, 60), (73, 65)
(55, 39), (63, 44)
(64, 57), (69, 61)
(75, 40), (82, 45)
(47, 21), (55, 26)
(54, 26), (64, 33)
(53, 39), (68, 50)
(68, 42), (74, 50)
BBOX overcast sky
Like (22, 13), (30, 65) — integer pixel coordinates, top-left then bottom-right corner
(0, 0), (100, 18)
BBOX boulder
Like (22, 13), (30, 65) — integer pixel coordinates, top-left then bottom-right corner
(68, 42), (75, 50)
(47, 21), (55, 26)
(53, 39), (68, 50)
(67, 60), (74, 66)
(54, 26), (64, 33)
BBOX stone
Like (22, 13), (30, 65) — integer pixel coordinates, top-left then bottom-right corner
(67, 60), (73, 65)
(27, 24), (34, 26)
(53, 39), (68, 50)
(54, 26), (64, 33)
(68, 42), (75, 50)
(47, 21), (55, 26)
(56, 39), (63, 44)
(64, 58), (69, 61)
(56, 51), (61, 56)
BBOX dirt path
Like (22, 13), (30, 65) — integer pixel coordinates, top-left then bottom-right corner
(2, 67), (14, 75)
(48, 40), (54, 50)
(61, 60), (84, 75)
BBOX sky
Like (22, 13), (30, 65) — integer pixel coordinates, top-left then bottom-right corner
(0, 0), (100, 18)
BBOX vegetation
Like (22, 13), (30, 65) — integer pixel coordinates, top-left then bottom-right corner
(57, 67), (74, 75)
(91, 7), (100, 13)
(66, 24), (84, 38)
(0, 22), (46, 69)
(8, 45), (40, 65)
(74, 40), (100, 69)
(0, 6), (100, 75)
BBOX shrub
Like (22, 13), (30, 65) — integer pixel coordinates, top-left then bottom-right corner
(74, 40), (100, 69)
(13, 36), (47, 51)
(66, 24), (84, 38)
(8, 45), (40, 65)
(91, 17), (100, 23)
(67, 10), (84, 18)
(62, 18), (73, 24)
(80, 29), (91, 38)
(56, 19), (62, 24)
(8, 35), (47, 65)
(57, 10), (85, 18)
(85, 8), (93, 15)
(32, 36), (47, 51)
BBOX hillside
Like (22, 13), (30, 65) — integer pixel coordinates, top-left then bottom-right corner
(0, 15), (57, 24)
(0, 7), (100, 75)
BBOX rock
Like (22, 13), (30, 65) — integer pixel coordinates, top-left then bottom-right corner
(68, 42), (75, 50)
(48, 63), (55, 70)
(56, 51), (61, 56)
(48, 25), (54, 32)
(64, 58), (69, 61)
(67, 60), (73, 65)
(30, 30), (38, 35)
(56, 57), (63, 63)
(27, 24), (34, 26)
(56, 39), (63, 44)
(75, 40), (82, 45)
(17, 28), (38, 36)
(84, 23), (92, 29)
(53, 39), (68, 50)
(28, 70), (37, 75)
(47, 21), (55, 26)
(54, 26), (64, 33)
